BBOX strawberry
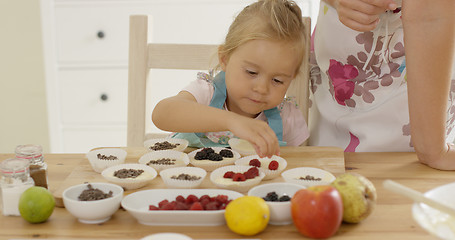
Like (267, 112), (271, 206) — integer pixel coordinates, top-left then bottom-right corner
(223, 171), (235, 178)
(232, 173), (246, 182)
(249, 159), (261, 167)
(149, 205), (159, 210)
(268, 160), (279, 170)
(189, 202), (204, 210)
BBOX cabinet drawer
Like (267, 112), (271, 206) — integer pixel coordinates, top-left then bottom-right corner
(58, 69), (128, 124)
(55, 3), (154, 64)
(62, 126), (126, 153)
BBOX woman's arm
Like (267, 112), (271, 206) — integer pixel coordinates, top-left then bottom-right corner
(322, 0), (397, 32)
(152, 91), (280, 157)
(403, 0), (455, 169)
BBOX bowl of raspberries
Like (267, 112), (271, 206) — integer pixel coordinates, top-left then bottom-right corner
(188, 147), (241, 171)
(235, 155), (288, 180)
(209, 165), (265, 192)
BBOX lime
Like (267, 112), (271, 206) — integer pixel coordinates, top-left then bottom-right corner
(224, 196), (270, 236)
(19, 186), (55, 223)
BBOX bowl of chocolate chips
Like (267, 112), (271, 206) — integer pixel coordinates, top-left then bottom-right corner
(63, 182), (124, 224)
(159, 166), (207, 189)
(144, 138), (189, 152)
(138, 150), (190, 173)
(101, 163), (158, 190)
(86, 148), (127, 173)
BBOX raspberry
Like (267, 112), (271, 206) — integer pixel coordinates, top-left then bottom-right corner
(176, 195), (185, 203)
(232, 173), (246, 182)
(249, 159), (261, 167)
(223, 171), (235, 178)
(246, 167), (259, 177)
(268, 160), (279, 170)
(158, 199), (169, 208)
(185, 194), (199, 204)
(215, 194), (229, 204)
(204, 201), (219, 210)
(199, 194), (211, 202)
(189, 202), (204, 210)
(219, 149), (233, 158)
(149, 205), (159, 210)
(161, 202), (175, 210)
(175, 202), (188, 210)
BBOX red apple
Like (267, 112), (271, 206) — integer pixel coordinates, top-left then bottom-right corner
(291, 185), (343, 239)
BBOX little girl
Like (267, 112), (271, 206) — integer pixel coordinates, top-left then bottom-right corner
(152, 0), (309, 157)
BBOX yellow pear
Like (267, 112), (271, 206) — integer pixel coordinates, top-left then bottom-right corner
(331, 173), (377, 223)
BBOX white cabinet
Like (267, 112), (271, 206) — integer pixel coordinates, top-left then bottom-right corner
(40, 0), (319, 153)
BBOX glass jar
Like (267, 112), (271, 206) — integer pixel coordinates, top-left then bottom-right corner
(0, 158), (35, 216)
(15, 144), (48, 189)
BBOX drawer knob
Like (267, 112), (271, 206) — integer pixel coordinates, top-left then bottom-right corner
(97, 31), (105, 39)
(100, 94), (108, 101)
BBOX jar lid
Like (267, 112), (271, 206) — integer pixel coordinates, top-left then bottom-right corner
(0, 158), (30, 174)
(15, 144), (43, 158)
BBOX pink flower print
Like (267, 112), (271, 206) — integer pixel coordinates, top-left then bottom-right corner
(345, 132), (360, 152)
(328, 59), (358, 106)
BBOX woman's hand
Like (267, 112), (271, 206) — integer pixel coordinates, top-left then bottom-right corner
(326, 0), (398, 32)
(226, 115), (280, 158)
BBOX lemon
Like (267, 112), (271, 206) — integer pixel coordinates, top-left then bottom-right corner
(19, 186), (55, 223)
(225, 196), (270, 236)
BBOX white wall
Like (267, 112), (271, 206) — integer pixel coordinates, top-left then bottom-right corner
(0, 0), (50, 153)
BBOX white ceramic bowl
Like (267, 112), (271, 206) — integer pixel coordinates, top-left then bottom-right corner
(412, 182), (455, 240)
(62, 182), (124, 224)
(210, 165), (265, 193)
(160, 167), (207, 189)
(101, 163), (158, 190)
(248, 182), (305, 225)
(138, 150), (190, 173)
(86, 148), (127, 173)
(121, 189), (243, 226)
(141, 233), (193, 240)
(235, 155), (287, 180)
(144, 138), (189, 152)
(281, 167), (336, 187)
(188, 147), (241, 171)
(228, 138), (256, 156)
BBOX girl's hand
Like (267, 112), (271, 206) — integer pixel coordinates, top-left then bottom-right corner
(330, 0), (398, 32)
(418, 143), (455, 171)
(226, 115), (280, 158)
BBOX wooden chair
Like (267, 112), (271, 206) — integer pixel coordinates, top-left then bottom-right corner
(127, 15), (311, 147)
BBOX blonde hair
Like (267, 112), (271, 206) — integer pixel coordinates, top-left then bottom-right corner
(217, 0), (306, 73)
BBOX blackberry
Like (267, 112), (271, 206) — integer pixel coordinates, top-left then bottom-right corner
(219, 149), (233, 158)
(202, 148), (215, 154)
(194, 151), (208, 160)
(279, 195), (291, 202)
(263, 191), (279, 202)
(207, 152), (223, 161)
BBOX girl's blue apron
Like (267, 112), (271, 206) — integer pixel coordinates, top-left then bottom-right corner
(172, 71), (286, 148)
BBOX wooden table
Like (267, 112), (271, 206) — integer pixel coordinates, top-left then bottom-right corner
(1, 147), (453, 239)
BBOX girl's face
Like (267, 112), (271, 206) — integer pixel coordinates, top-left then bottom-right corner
(219, 39), (301, 118)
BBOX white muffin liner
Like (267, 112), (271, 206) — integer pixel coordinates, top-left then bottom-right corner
(281, 167), (336, 187)
(101, 163), (158, 190)
(159, 166), (207, 189)
(228, 138), (256, 156)
(144, 138), (189, 152)
(188, 147), (241, 172)
(235, 155), (287, 180)
(138, 150), (190, 173)
(86, 148), (127, 173)
(210, 165), (265, 193)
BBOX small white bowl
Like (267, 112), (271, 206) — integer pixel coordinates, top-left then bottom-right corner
(101, 163), (158, 190)
(210, 165), (265, 193)
(144, 138), (189, 152)
(248, 182), (305, 225)
(160, 167), (207, 189)
(62, 182), (124, 224)
(138, 150), (190, 173)
(86, 148), (127, 173)
(188, 147), (241, 171)
(235, 155), (287, 180)
(141, 233), (193, 240)
(281, 167), (336, 187)
(228, 138), (256, 156)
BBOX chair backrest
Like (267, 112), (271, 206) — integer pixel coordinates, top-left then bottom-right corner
(127, 15), (311, 147)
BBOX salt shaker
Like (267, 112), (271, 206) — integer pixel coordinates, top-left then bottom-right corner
(0, 158), (35, 216)
(15, 144), (48, 189)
